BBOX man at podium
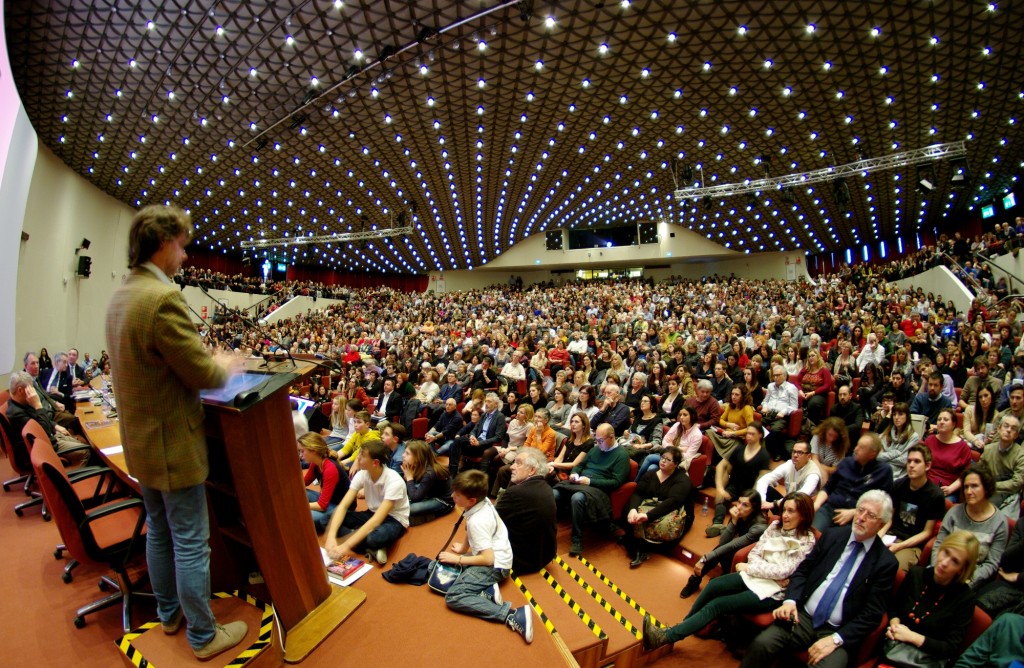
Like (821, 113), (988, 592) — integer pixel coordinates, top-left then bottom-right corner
(106, 205), (248, 661)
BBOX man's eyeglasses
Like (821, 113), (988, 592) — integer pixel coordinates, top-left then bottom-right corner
(791, 450), (809, 457)
(855, 507), (881, 522)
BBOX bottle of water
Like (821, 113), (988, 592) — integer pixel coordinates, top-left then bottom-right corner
(702, 496), (709, 517)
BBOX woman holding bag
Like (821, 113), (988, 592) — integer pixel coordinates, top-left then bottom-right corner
(621, 447), (691, 568)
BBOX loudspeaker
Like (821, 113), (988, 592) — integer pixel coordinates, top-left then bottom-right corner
(638, 223), (658, 244)
(545, 230), (563, 251)
(76, 255), (92, 278)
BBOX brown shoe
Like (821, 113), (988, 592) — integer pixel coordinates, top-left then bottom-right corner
(194, 621), (248, 661)
(161, 607), (184, 635)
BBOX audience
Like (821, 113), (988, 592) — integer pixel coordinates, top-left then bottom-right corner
(42, 227), (1024, 664)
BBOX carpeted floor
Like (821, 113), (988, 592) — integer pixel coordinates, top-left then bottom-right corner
(0, 452), (746, 667)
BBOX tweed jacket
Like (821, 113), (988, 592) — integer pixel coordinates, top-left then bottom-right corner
(105, 265), (227, 491)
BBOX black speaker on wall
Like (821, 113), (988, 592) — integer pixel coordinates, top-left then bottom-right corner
(545, 230), (563, 250)
(76, 255), (92, 278)
(638, 223), (658, 244)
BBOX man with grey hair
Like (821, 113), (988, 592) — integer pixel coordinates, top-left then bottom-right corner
(495, 447), (556, 574)
(981, 413), (1024, 511)
(22, 351), (82, 433)
(760, 364), (801, 460)
(720, 489), (897, 668)
(6, 372), (89, 467)
(591, 384), (631, 436)
(813, 433), (893, 531)
(447, 391), (506, 478)
(39, 351), (74, 411)
(683, 379), (723, 431)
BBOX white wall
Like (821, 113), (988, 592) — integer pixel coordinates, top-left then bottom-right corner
(14, 144), (136, 368)
(891, 265), (974, 315)
(427, 250), (809, 292)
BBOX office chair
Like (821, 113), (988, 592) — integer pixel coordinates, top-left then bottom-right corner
(28, 427), (153, 632)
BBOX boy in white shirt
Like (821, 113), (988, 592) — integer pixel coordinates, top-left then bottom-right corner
(324, 440), (410, 565)
(438, 470), (535, 643)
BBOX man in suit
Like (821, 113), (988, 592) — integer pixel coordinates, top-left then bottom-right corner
(371, 378), (403, 425)
(23, 351), (81, 433)
(447, 392), (507, 477)
(39, 351), (74, 413)
(66, 347), (88, 389)
(105, 205), (247, 660)
(496, 446), (557, 574)
(737, 489), (898, 668)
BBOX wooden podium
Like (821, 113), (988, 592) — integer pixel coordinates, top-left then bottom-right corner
(201, 368), (364, 663)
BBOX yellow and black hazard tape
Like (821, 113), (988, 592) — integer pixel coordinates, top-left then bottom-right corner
(554, 556), (641, 639)
(511, 570), (557, 637)
(576, 555), (666, 629)
(116, 591), (275, 667)
(540, 567), (607, 640)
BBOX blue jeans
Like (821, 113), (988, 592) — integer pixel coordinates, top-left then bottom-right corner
(338, 510), (406, 550)
(140, 483), (217, 650)
(410, 497), (454, 518)
(445, 565), (511, 623)
(433, 439), (454, 456)
(306, 488), (338, 533)
(636, 454), (661, 481)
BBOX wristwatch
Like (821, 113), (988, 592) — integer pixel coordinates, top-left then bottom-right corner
(831, 632), (844, 647)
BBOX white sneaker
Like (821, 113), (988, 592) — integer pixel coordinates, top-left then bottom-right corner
(372, 547), (388, 565)
(490, 583), (502, 605)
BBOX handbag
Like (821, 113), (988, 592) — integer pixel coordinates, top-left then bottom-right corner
(427, 514), (465, 595)
(876, 638), (945, 668)
(633, 499), (686, 544)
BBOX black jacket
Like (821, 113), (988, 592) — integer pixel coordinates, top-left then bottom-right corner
(495, 476), (557, 574)
(786, 526), (897, 647)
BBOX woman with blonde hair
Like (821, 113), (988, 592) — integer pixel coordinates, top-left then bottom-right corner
(881, 530), (979, 667)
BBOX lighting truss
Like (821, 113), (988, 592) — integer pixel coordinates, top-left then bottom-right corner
(673, 142), (967, 201)
(239, 226), (414, 249)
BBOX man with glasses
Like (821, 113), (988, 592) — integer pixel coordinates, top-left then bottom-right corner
(756, 439), (822, 515)
(812, 433), (893, 531)
(741, 490), (898, 668)
(759, 365), (800, 461)
(552, 423), (630, 557)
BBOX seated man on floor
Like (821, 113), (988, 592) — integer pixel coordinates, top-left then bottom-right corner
(812, 433), (893, 531)
(740, 490), (898, 668)
(324, 440), (410, 565)
(495, 447), (557, 575)
(552, 423), (630, 557)
(6, 371), (90, 467)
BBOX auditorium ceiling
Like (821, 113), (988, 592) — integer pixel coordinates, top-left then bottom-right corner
(6, 0), (1023, 273)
